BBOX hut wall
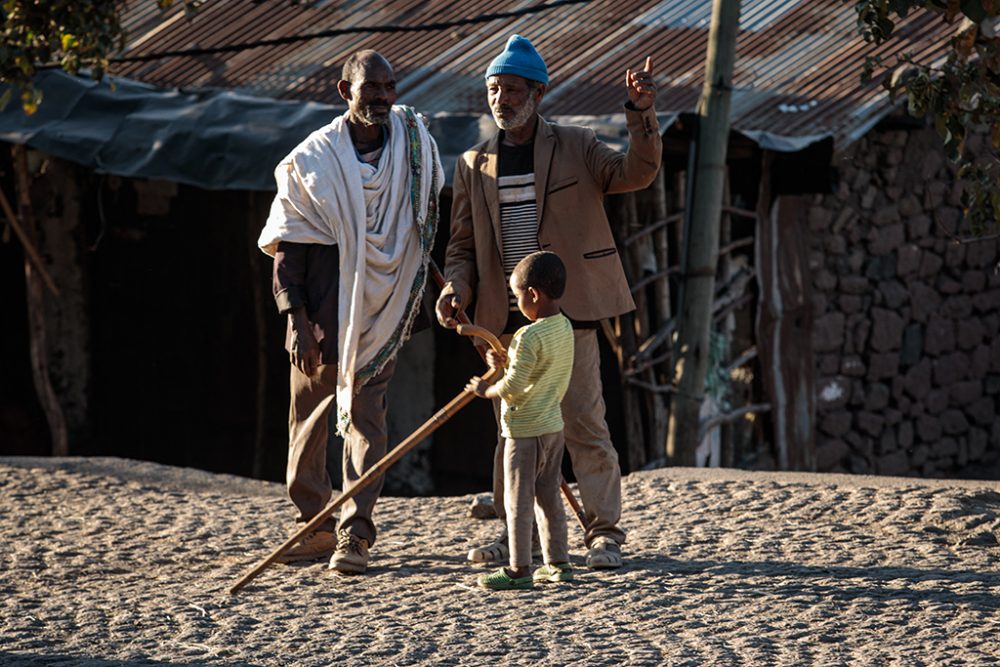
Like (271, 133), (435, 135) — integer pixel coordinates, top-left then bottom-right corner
(808, 124), (1000, 477)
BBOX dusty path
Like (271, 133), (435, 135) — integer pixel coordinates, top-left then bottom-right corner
(1, 457), (999, 666)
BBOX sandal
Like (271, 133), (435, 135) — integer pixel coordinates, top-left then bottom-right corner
(585, 536), (623, 569)
(467, 532), (543, 563)
(477, 567), (534, 591)
(533, 562), (573, 583)
(468, 538), (509, 564)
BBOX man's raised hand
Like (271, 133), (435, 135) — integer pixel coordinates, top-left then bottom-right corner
(626, 56), (656, 111)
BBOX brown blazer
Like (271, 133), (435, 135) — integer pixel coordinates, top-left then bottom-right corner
(442, 106), (662, 335)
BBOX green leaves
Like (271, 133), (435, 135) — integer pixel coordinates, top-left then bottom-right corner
(862, 55), (883, 85)
(855, 0), (1000, 228)
(855, 0), (999, 40)
(0, 1), (237, 114)
(60, 33), (78, 51)
(1, 0), (124, 113)
(19, 85), (40, 114)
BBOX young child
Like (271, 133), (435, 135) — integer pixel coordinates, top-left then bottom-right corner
(466, 251), (575, 591)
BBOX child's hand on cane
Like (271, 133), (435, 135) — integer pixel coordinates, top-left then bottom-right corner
(486, 349), (507, 371)
(466, 376), (491, 398)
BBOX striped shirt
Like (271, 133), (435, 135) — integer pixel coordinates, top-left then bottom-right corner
(498, 141), (539, 309)
(496, 314), (575, 438)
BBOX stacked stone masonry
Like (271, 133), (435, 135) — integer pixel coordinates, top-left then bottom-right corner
(810, 124), (1000, 477)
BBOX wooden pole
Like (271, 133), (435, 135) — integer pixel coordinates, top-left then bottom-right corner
(619, 193), (650, 471)
(647, 169), (672, 334)
(11, 145), (68, 457)
(755, 178), (816, 471)
(640, 174), (671, 464)
(0, 175), (59, 298)
(666, 0), (741, 466)
(716, 170), (734, 467)
(604, 194), (647, 472)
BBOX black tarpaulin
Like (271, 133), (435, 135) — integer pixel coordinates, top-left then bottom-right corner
(0, 70), (340, 191)
(0, 70), (830, 192)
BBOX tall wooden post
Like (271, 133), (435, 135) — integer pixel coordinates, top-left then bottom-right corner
(12, 144), (68, 456)
(666, 0), (740, 466)
(33, 158), (89, 449)
(609, 193), (647, 472)
(635, 176), (671, 463)
(755, 163), (816, 471)
(649, 170), (672, 332)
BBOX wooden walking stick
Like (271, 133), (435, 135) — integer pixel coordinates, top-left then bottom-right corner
(229, 323), (504, 595)
(427, 259), (589, 533)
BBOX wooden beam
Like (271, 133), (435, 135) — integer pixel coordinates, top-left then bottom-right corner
(666, 0), (741, 467)
(0, 179), (59, 298)
(754, 161), (816, 471)
(626, 377), (677, 394)
(720, 205), (757, 220)
(698, 403), (771, 443)
(12, 144), (68, 456)
(622, 212), (683, 246)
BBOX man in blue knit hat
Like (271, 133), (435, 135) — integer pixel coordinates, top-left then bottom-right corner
(437, 34), (661, 569)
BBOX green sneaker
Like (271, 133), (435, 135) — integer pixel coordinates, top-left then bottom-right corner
(533, 562), (574, 583)
(477, 567), (534, 591)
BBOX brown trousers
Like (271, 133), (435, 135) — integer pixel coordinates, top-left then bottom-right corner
(287, 359), (396, 545)
(504, 432), (569, 568)
(492, 329), (625, 547)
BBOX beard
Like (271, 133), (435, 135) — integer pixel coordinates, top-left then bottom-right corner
(355, 100), (392, 126)
(491, 94), (538, 131)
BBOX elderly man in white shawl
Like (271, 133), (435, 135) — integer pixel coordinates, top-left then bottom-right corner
(258, 50), (442, 575)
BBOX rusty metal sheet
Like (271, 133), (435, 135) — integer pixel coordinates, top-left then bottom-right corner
(111, 0), (955, 149)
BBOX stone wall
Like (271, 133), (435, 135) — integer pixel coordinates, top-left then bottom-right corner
(808, 123), (1000, 477)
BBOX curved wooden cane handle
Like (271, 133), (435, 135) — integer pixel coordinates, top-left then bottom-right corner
(456, 323), (504, 356)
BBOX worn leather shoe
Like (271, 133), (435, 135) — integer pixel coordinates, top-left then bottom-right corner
(275, 529), (337, 563)
(328, 529), (370, 574)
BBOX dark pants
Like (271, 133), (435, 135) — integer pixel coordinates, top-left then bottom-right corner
(503, 432), (570, 568)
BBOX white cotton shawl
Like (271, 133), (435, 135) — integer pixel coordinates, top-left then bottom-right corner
(258, 105), (442, 435)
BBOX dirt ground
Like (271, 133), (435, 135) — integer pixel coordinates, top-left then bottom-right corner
(1, 456), (999, 666)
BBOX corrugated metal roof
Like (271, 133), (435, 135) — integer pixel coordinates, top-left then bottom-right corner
(111, 0), (955, 148)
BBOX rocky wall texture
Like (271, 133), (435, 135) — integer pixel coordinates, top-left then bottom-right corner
(809, 124), (1000, 477)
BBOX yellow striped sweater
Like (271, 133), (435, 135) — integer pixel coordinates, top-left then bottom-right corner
(496, 313), (574, 438)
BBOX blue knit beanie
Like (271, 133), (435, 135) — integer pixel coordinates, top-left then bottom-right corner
(485, 35), (548, 85)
